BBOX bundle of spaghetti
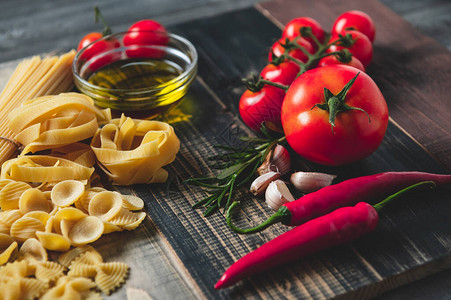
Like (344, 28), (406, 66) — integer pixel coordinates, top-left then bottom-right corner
(0, 51), (75, 164)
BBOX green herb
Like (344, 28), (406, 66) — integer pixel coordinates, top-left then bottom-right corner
(185, 125), (285, 217)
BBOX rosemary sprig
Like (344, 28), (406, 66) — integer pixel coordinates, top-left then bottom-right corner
(185, 126), (285, 217)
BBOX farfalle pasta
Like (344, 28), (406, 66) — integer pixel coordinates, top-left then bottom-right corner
(8, 93), (111, 154)
(91, 114), (180, 185)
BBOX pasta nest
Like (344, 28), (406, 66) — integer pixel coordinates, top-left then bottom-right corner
(90, 114), (180, 185)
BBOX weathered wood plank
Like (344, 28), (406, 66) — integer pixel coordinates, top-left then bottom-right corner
(117, 8), (451, 299)
(256, 0), (451, 170)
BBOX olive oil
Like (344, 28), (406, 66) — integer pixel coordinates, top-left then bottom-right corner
(88, 58), (183, 90)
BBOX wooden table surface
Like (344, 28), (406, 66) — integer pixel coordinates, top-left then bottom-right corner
(1, 0), (450, 299)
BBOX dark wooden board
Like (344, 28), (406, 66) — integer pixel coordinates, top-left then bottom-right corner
(107, 7), (451, 299)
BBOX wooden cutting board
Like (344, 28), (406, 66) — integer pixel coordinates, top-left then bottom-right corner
(0, 0), (449, 299)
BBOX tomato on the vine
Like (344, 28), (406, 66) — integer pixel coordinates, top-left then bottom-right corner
(281, 65), (388, 166)
(332, 10), (375, 43)
(77, 33), (120, 71)
(239, 86), (285, 132)
(269, 36), (314, 63)
(282, 17), (325, 48)
(260, 61), (300, 86)
(123, 19), (169, 58)
(327, 30), (373, 67)
(318, 54), (365, 72)
(77, 7), (120, 71)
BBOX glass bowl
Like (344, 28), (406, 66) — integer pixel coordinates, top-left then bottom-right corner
(73, 30), (198, 119)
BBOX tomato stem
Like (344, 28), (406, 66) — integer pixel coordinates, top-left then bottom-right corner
(312, 73), (371, 134)
(94, 6), (112, 36)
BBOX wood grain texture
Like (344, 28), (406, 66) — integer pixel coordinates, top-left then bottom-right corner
(256, 0), (451, 170)
(0, 1), (450, 299)
(112, 8), (451, 299)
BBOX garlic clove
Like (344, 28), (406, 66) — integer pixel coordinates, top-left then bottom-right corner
(290, 172), (337, 194)
(250, 171), (280, 197)
(257, 144), (291, 176)
(265, 180), (295, 211)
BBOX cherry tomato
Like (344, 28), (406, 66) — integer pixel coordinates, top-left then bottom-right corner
(318, 55), (365, 72)
(282, 17), (325, 49)
(332, 10), (375, 42)
(260, 61), (300, 86)
(239, 86), (285, 132)
(281, 65), (388, 166)
(77, 32), (120, 71)
(327, 30), (373, 67)
(269, 37), (314, 63)
(123, 20), (169, 58)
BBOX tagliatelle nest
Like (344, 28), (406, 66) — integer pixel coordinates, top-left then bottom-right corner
(8, 93), (111, 155)
(90, 114), (180, 185)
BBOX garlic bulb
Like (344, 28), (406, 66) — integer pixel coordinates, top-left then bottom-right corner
(265, 180), (295, 211)
(250, 171), (280, 197)
(290, 172), (336, 193)
(257, 144), (291, 176)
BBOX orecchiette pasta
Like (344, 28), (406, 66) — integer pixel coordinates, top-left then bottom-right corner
(51, 180), (85, 207)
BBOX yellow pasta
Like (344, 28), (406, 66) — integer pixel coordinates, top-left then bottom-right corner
(34, 261), (65, 283)
(0, 52), (75, 165)
(122, 212), (147, 231)
(9, 93), (111, 154)
(1, 155), (95, 184)
(121, 194), (145, 210)
(22, 211), (51, 226)
(102, 220), (123, 234)
(109, 208), (147, 229)
(95, 262), (129, 295)
(0, 233), (18, 265)
(58, 245), (96, 268)
(18, 188), (51, 214)
(88, 191), (122, 221)
(0, 260), (30, 278)
(0, 221), (9, 235)
(36, 231), (71, 252)
(0, 209), (22, 227)
(68, 216), (104, 246)
(50, 142), (96, 168)
(18, 238), (48, 263)
(70, 250), (103, 268)
(51, 180), (85, 207)
(41, 276), (97, 300)
(54, 207), (88, 222)
(10, 217), (45, 242)
(91, 114), (180, 185)
(0, 277), (49, 300)
(0, 181), (31, 211)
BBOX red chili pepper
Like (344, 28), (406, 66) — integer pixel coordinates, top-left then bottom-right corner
(215, 181), (435, 289)
(228, 171), (451, 234)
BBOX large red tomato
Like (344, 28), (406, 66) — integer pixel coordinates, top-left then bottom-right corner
(281, 65), (388, 166)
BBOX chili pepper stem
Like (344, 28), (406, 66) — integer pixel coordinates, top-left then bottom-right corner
(373, 181), (436, 212)
(227, 201), (291, 234)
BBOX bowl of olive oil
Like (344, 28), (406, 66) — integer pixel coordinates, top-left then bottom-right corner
(73, 30), (197, 119)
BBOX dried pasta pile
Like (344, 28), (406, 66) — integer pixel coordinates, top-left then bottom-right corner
(0, 53), (182, 298)
(0, 243), (129, 298)
(0, 178), (146, 297)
